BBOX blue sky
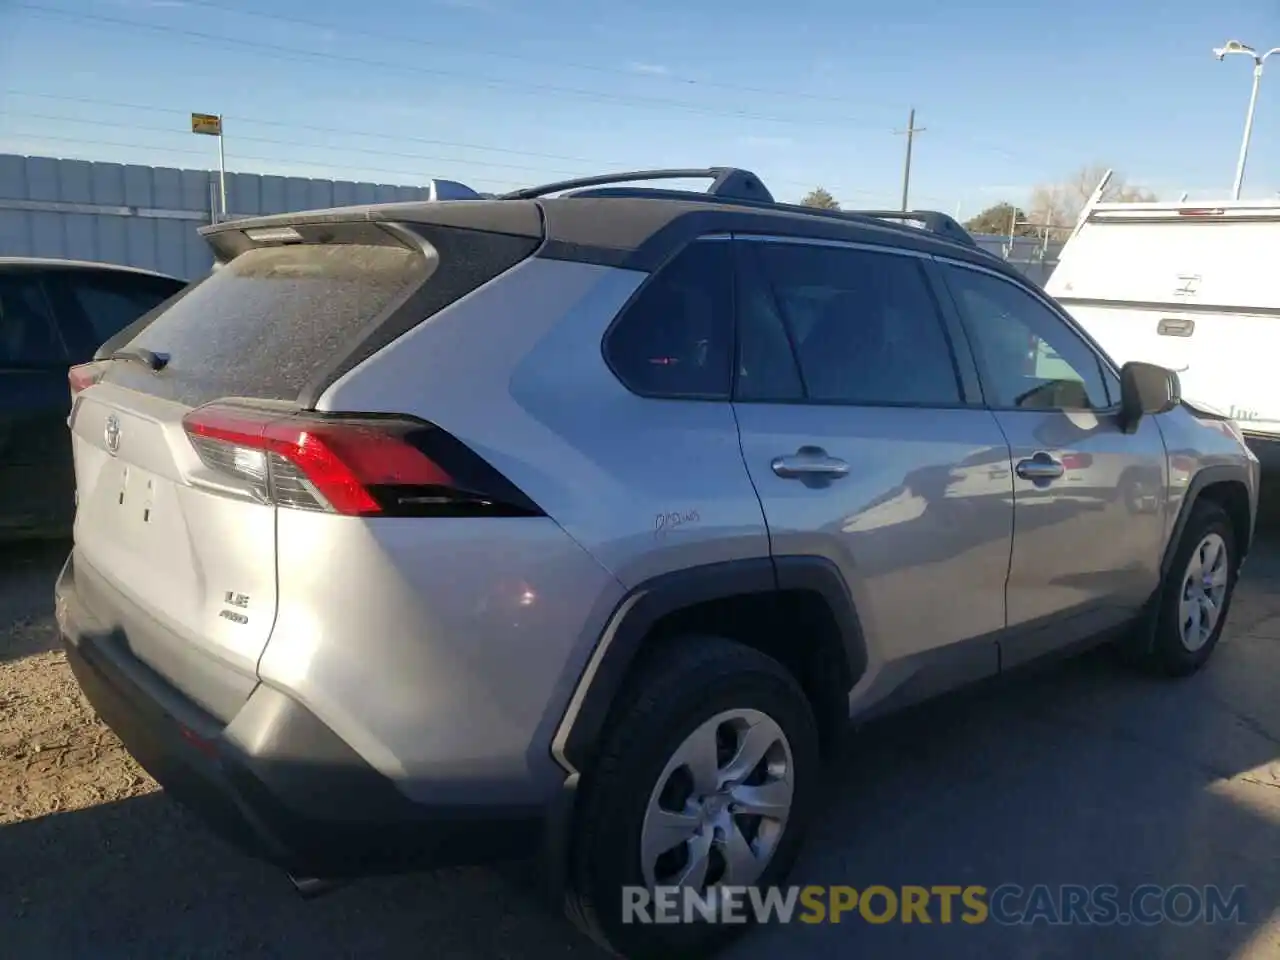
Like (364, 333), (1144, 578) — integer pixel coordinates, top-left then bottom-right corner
(0, 0), (1276, 213)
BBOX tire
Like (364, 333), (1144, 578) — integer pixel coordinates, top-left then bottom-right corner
(564, 636), (820, 959)
(1139, 500), (1238, 677)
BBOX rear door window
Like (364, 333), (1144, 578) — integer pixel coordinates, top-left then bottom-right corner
(0, 273), (67, 367)
(740, 241), (963, 406)
(604, 238), (735, 400)
(107, 241), (429, 407)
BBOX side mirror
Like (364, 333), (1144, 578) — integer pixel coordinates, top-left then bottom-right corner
(1118, 361), (1181, 432)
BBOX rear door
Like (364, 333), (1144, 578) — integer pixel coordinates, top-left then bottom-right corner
(69, 234), (433, 715)
(0, 268), (75, 535)
(937, 257), (1167, 668)
(731, 237), (1012, 700)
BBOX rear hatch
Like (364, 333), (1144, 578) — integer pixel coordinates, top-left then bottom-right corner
(68, 214), (540, 717)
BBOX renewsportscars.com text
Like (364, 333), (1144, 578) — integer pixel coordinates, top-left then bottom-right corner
(623, 883), (1248, 926)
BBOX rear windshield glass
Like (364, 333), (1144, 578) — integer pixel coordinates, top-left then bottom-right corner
(107, 242), (425, 406)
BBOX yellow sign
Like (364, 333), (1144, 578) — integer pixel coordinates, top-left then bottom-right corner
(191, 113), (222, 136)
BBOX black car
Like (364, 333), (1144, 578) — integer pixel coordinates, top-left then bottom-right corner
(1, 258), (188, 539)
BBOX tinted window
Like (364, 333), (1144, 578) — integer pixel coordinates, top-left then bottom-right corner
(745, 242), (961, 405)
(68, 273), (178, 346)
(605, 239), (734, 399)
(111, 242), (428, 406)
(0, 274), (66, 366)
(942, 264), (1109, 410)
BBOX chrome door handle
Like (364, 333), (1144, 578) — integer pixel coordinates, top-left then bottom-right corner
(771, 448), (850, 480)
(1015, 453), (1064, 481)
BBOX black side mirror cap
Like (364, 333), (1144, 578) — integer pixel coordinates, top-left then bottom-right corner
(1118, 361), (1181, 432)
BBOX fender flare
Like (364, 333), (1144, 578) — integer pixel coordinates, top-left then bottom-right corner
(1158, 463), (1257, 581)
(550, 555), (868, 778)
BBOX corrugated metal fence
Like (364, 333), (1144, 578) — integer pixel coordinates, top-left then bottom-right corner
(0, 153), (434, 280)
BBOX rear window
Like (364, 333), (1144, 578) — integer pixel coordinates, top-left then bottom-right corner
(105, 242), (427, 406)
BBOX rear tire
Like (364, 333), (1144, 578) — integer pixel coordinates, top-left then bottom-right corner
(1137, 500), (1238, 677)
(564, 636), (820, 959)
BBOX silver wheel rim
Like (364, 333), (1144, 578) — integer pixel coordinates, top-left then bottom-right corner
(640, 708), (793, 896)
(1179, 532), (1229, 652)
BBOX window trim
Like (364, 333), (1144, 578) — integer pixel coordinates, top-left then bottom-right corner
(727, 234), (978, 410)
(600, 235), (737, 402)
(933, 255), (1123, 416)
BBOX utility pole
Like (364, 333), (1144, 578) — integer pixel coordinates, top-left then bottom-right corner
(895, 107), (925, 211)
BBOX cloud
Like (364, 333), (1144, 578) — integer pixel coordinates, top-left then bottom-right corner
(628, 62), (670, 76)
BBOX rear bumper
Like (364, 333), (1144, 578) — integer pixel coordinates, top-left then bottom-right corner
(55, 551), (554, 880)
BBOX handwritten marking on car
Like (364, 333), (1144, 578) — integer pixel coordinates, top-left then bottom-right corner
(654, 509), (701, 538)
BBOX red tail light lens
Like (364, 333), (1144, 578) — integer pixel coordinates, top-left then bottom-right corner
(69, 362), (106, 397)
(182, 403), (542, 518)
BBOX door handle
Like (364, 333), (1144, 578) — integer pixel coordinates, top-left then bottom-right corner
(771, 447), (850, 480)
(1015, 453), (1065, 481)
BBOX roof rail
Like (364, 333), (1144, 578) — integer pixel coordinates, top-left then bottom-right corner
(851, 210), (978, 248)
(499, 167), (775, 203)
(498, 168), (983, 252)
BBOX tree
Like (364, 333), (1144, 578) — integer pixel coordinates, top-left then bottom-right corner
(964, 202), (1037, 238)
(1027, 164), (1157, 238)
(800, 187), (840, 210)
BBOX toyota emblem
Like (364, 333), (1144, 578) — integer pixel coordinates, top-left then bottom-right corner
(104, 415), (121, 456)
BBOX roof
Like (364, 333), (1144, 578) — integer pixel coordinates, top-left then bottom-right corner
(199, 167), (1012, 276)
(204, 196), (1011, 276)
(0, 256), (184, 282)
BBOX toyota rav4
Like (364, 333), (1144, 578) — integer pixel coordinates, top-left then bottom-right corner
(55, 168), (1259, 959)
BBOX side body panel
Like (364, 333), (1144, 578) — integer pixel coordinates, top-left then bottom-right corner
(299, 255), (768, 797)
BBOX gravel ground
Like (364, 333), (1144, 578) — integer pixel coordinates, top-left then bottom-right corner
(3, 520), (1280, 959)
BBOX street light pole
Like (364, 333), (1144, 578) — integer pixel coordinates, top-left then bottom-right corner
(1214, 40), (1280, 199)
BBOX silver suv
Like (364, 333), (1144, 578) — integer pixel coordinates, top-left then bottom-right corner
(56, 168), (1259, 958)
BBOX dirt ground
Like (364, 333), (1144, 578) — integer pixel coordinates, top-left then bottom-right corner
(3, 521), (1280, 958)
(0, 542), (158, 826)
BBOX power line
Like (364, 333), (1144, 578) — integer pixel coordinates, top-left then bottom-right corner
(0, 110), (592, 179)
(1, 91), (632, 167)
(172, 0), (878, 111)
(0, 92), (895, 199)
(0, 129), (529, 188)
(11, 4), (1032, 171)
(14, 3), (893, 131)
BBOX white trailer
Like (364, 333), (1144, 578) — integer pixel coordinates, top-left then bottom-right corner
(1044, 176), (1280, 469)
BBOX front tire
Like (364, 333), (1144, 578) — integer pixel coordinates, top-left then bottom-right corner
(1141, 500), (1238, 676)
(564, 636), (820, 959)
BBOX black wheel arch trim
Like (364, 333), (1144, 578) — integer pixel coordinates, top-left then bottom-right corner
(1159, 463), (1256, 581)
(550, 555), (867, 778)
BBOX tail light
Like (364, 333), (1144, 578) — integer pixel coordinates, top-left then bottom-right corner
(181, 402), (543, 518)
(69, 361), (107, 397)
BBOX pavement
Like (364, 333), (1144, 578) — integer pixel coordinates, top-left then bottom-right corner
(2, 514), (1279, 959)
